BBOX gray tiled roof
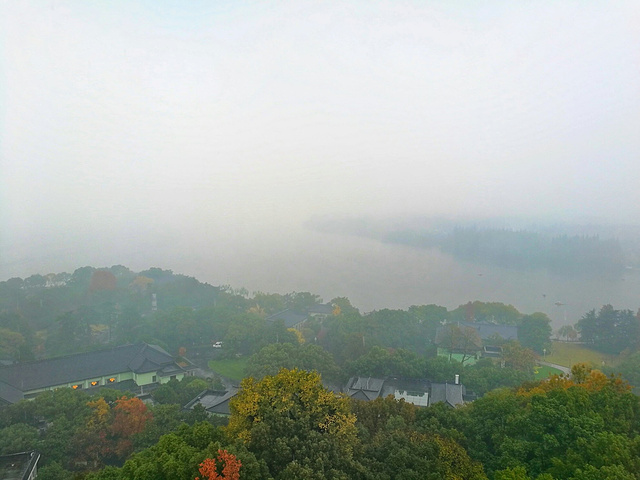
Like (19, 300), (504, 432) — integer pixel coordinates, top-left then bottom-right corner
(0, 381), (24, 404)
(346, 376), (385, 400)
(0, 343), (177, 393)
(307, 303), (333, 315)
(429, 383), (465, 407)
(436, 322), (518, 343)
(184, 388), (239, 415)
(265, 310), (308, 328)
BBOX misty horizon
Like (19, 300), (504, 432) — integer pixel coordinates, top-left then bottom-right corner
(2, 1), (639, 322)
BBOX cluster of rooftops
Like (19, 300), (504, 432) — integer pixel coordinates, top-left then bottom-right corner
(0, 339), (474, 416)
(183, 374), (472, 418)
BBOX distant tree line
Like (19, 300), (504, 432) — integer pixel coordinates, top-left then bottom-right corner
(311, 217), (629, 274)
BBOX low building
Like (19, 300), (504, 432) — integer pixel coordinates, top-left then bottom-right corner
(183, 388), (239, 416)
(345, 376), (468, 408)
(265, 310), (310, 330)
(266, 303), (336, 331)
(0, 451), (40, 480)
(0, 343), (190, 405)
(435, 322), (519, 365)
(346, 377), (386, 401)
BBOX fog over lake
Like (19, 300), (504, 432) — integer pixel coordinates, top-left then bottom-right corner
(2, 1), (639, 329)
(4, 220), (639, 330)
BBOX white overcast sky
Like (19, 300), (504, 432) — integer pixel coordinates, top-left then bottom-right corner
(1, 0), (639, 277)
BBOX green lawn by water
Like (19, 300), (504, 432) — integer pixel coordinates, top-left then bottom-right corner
(545, 341), (621, 368)
(534, 364), (563, 379)
(208, 357), (249, 381)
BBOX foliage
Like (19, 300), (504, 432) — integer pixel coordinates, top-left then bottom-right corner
(0, 423), (39, 454)
(450, 301), (522, 325)
(246, 342), (343, 382)
(576, 305), (640, 354)
(557, 325), (578, 342)
(458, 368), (639, 478)
(518, 313), (552, 354)
(227, 368), (360, 478)
(152, 377), (210, 406)
(604, 352), (640, 391)
(502, 342), (538, 374)
(347, 346), (425, 378)
(436, 323), (483, 364)
(424, 356), (463, 383)
(195, 450), (241, 480)
(463, 359), (533, 396)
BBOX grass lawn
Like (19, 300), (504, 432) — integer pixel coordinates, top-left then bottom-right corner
(208, 357), (249, 381)
(544, 341), (621, 368)
(534, 364), (563, 379)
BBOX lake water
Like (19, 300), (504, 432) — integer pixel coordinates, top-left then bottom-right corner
(184, 227), (640, 329)
(4, 225), (639, 330)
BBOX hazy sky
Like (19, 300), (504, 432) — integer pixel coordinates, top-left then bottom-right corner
(2, 0), (639, 281)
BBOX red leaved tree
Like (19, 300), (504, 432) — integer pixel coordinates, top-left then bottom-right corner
(195, 450), (241, 480)
(110, 396), (153, 458)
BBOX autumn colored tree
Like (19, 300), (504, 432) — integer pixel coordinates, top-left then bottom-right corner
(73, 397), (113, 465)
(501, 341), (538, 374)
(111, 396), (153, 458)
(195, 450), (241, 480)
(90, 270), (117, 292)
(227, 368), (360, 478)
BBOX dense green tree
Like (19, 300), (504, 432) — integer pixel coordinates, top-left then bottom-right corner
(37, 461), (74, 480)
(408, 304), (449, 346)
(577, 305), (640, 354)
(424, 356), (463, 383)
(450, 301), (522, 325)
(152, 377), (210, 406)
(246, 342), (342, 382)
(347, 346), (425, 379)
(604, 352), (640, 391)
(0, 423), (39, 454)
(463, 359), (533, 396)
(284, 292), (323, 313)
(519, 313), (552, 354)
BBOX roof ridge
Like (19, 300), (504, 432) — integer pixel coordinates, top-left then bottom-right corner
(0, 343), (139, 369)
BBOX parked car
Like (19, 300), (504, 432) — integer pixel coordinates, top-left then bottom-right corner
(213, 341), (223, 348)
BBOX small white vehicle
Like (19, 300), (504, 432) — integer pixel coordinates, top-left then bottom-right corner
(212, 341), (223, 348)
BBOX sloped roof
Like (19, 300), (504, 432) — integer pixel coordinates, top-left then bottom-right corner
(0, 343), (177, 394)
(307, 303), (333, 315)
(0, 381), (24, 404)
(265, 310), (308, 328)
(436, 322), (518, 344)
(346, 376), (385, 401)
(429, 383), (465, 407)
(184, 388), (239, 415)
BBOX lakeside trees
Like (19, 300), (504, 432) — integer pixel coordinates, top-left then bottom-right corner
(576, 305), (640, 354)
(5, 266), (640, 478)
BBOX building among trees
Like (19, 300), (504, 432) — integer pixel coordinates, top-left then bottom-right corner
(0, 343), (190, 405)
(435, 322), (518, 365)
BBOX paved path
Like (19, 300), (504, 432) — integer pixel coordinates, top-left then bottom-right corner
(538, 361), (571, 375)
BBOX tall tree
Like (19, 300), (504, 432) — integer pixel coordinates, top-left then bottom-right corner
(518, 313), (552, 354)
(577, 305), (640, 354)
(227, 368), (360, 478)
